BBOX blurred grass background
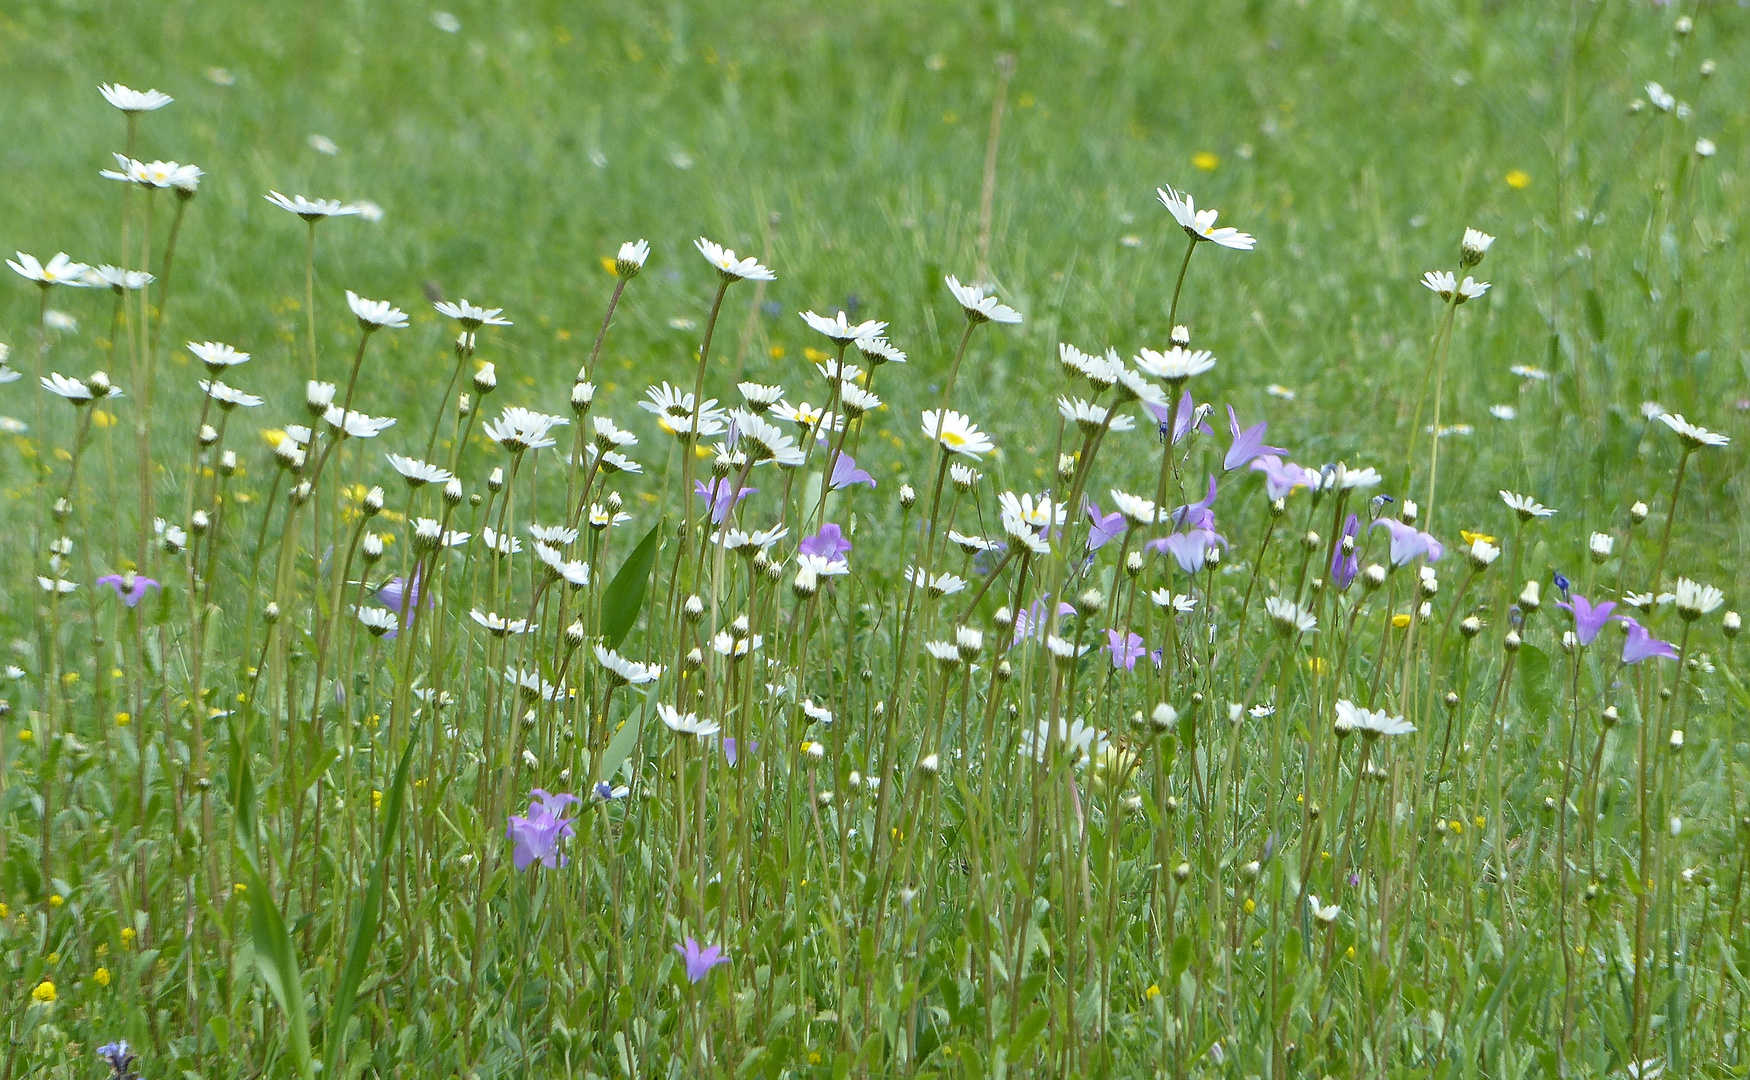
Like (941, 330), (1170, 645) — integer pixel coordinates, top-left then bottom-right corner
(0, 0), (1743, 581)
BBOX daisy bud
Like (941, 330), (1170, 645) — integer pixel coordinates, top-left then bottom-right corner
(684, 647), (704, 671)
(1270, 497), (1287, 517)
(306, 380), (337, 416)
(1628, 98), (1646, 114)
(469, 492), (482, 507)
(792, 567), (819, 599)
(52, 498), (71, 522)
(1340, 534), (1355, 555)
(1166, 795), (1182, 814)
(955, 626), (984, 660)
(472, 362), (497, 395)
(1126, 550), (1145, 576)
(1669, 816), (1682, 837)
(1674, 14), (1692, 35)
(487, 468), (504, 493)
(218, 450), (238, 477)
(731, 614), (750, 636)
(457, 393), (472, 417)
(1170, 324), (1191, 346)
(1629, 501), (1649, 524)
(1243, 860), (1260, 879)
(198, 423), (220, 447)
(1309, 577), (1325, 593)
(1561, 630), (1578, 653)
(1724, 611), (1741, 638)
(1363, 564), (1387, 591)
(363, 486), (384, 515)
(899, 484), (917, 509)
(1075, 588), (1104, 616)
(161, 528), (186, 555)
(917, 753), (941, 777)
(264, 601), (281, 623)
(1301, 530), (1321, 552)
(1151, 702), (1179, 732)
(1602, 705), (1619, 727)
(570, 382), (594, 414)
(1057, 454), (1078, 483)
(992, 606), (1014, 628)
(816, 790), (835, 808)
(1669, 729), (1684, 750)
(455, 331), (476, 355)
(1398, 500), (1418, 525)
(995, 659), (1013, 682)
(1460, 615), (1481, 638)
(1460, 228), (1494, 269)
(564, 621), (586, 648)
(88, 370), (114, 397)
(684, 595), (706, 622)
(607, 491), (624, 511)
(190, 510), (210, 536)
(951, 464), (979, 492)
(442, 478), (463, 506)
(1700, 59), (1716, 77)
(1205, 544), (1221, 567)
(1418, 570), (1439, 599)
(804, 740), (825, 761)
(289, 480), (313, 506)
(1174, 861), (1192, 883)
(1518, 580), (1541, 612)
(361, 533), (384, 563)
(1504, 629), (1522, 652)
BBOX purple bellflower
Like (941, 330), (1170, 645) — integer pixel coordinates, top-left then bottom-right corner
(1223, 405), (1285, 472)
(1106, 629), (1146, 671)
(1150, 528), (1227, 574)
(1148, 389), (1215, 445)
(799, 523), (852, 562)
(675, 936), (730, 984)
(1085, 499), (1126, 551)
(1371, 519), (1444, 566)
(1619, 617), (1678, 665)
(1250, 454), (1316, 500)
(1331, 513), (1361, 591)
(95, 574), (161, 608)
(696, 477), (756, 523)
(506, 789), (580, 870)
(1167, 475), (1220, 531)
(1556, 595), (1616, 646)
(829, 451), (875, 490)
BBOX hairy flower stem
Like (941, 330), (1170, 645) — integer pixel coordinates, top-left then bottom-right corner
(1648, 445), (1691, 591)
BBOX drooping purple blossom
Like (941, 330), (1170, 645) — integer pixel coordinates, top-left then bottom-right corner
(1250, 454), (1316, 500)
(1166, 475), (1219, 531)
(1370, 519), (1443, 566)
(1223, 405), (1285, 472)
(1556, 595), (1616, 647)
(1012, 595), (1077, 645)
(1149, 528), (1227, 574)
(1085, 499), (1126, 552)
(720, 737), (759, 767)
(95, 574), (161, 608)
(1619, 617), (1677, 665)
(1106, 629), (1146, 671)
(1148, 390), (1214, 445)
(800, 523), (852, 562)
(675, 936), (730, 984)
(695, 478), (755, 524)
(506, 789), (580, 871)
(1331, 513), (1360, 591)
(829, 451), (875, 490)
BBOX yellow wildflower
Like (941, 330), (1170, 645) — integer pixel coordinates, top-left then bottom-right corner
(1392, 613), (1412, 628)
(1460, 530), (1496, 546)
(1243, 898), (1256, 914)
(32, 980), (56, 1003)
(93, 967), (110, 987)
(49, 895), (63, 907)
(114, 712), (130, 727)
(120, 927), (135, 947)
(803, 347), (831, 363)
(1144, 984), (1161, 1000)
(1192, 151), (1220, 172)
(1505, 169), (1531, 190)
(92, 409), (117, 429)
(768, 345), (786, 359)
(599, 256), (617, 275)
(371, 790), (383, 811)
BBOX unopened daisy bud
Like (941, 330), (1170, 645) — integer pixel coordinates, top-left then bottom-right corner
(899, 483), (916, 509)
(218, 450), (238, 476)
(289, 480), (313, 506)
(955, 626), (984, 660)
(1589, 532), (1614, 563)
(413, 517), (441, 550)
(274, 439), (305, 471)
(457, 393), (471, 417)
(995, 659), (1013, 681)
(1398, 500), (1418, 525)
(1504, 629), (1522, 652)
(1460, 228), (1495, 268)
(792, 567), (819, 599)
(1126, 550), (1145, 576)
(1518, 580), (1541, 612)
(803, 740), (825, 761)
(363, 486), (385, 515)
(198, 423), (219, 447)
(87, 369), (114, 397)
(1270, 497), (1287, 517)
(1723, 611), (1740, 637)
(1630, 501), (1649, 524)
(1669, 816), (1682, 837)
(1418, 571), (1439, 599)
(684, 647), (704, 671)
(1075, 588), (1104, 616)
(306, 380), (337, 416)
(264, 601), (281, 624)
(455, 330), (476, 354)
(1669, 729), (1684, 750)
(570, 381), (594, 413)
(684, 595), (706, 622)
(1166, 795), (1182, 814)
(1363, 564), (1387, 591)
(1170, 324), (1191, 346)
(487, 467), (504, 493)
(1602, 705), (1619, 727)
(950, 463), (979, 492)
(1700, 59), (1716, 77)
(1561, 630), (1578, 653)
(816, 790), (835, 808)
(161, 528), (186, 554)
(1057, 454), (1077, 483)
(472, 362), (497, 395)
(563, 621), (586, 649)
(1151, 702), (1179, 732)
(917, 753), (941, 776)
(1243, 860), (1260, 879)
(606, 490), (624, 511)
(1460, 615), (1481, 639)
(614, 239), (649, 279)
(1674, 14), (1692, 35)
(992, 606), (1014, 628)
(189, 510), (210, 536)
(1174, 861), (1192, 883)
(361, 533), (384, 563)
(731, 614), (750, 636)
(52, 498), (71, 522)
(442, 478), (463, 506)
(1205, 544), (1222, 567)
(1301, 530), (1321, 551)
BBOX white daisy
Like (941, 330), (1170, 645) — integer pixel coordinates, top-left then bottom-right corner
(596, 645), (663, 686)
(322, 406), (397, 439)
(944, 275), (1022, 324)
(199, 380), (263, 410)
(356, 607), (399, 636)
(483, 406), (568, 452)
(1420, 270), (1490, 303)
(386, 453), (453, 487)
(856, 337), (906, 365)
(615, 239), (650, 278)
(469, 609), (533, 636)
(99, 83), (173, 112)
(265, 191), (362, 221)
(41, 373), (93, 402)
(921, 409), (994, 458)
(187, 341), (249, 372)
(1488, 404), (1517, 421)
(695, 237), (775, 281)
(1109, 489), (1158, 526)
(1133, 346), (1216, 383)
(1656, 412), (1730, 449)
(346, 290), (409, 330)
(9, 252), (92, 287)
(801, 309), (887, 343)
(1157, 185), (1256, 250)
(737, 382), (785, 412)
(479, 527), (523, 556)
(1265, 596), (1317, 635)
(82, 265), (154, 291)
(1500, 490), (1555, 520)
(433, 299), (511, 329)
(658, 703), (720, 738)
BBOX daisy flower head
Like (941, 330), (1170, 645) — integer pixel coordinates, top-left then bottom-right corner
(1109, 489), (1159, 526)
(1156, 185), (1256, 250)
(921, 409), (995, 458)
(386, 453), (453, 488)
(199, 380), (264, 410)
(346, 290), (409, 331)
(1265, 596), (1317, 635)
(1134, 346), (1216, 384)
(944, 275), (1022, 325)
(9, 252), (92, 287)
(187, 341), (249, 373)
(1656, 412), (1730, 450)
(595, 645), (663, 687)
(856, 337), (906, 365)
(838, 382), (882, 418)
(483, 406), (568, 452)
(1420, 270), (1490, 304)
(592, 415), (639, 450)
(614, 239), (650, 279)
(265, 191), (362, 221)
(356, 606), (399, 637)
(801, 309), (887, 343)
(695, 237), (774, 282)
(41, 373), (93, 403)
(1489, 404), (1517, 421)
(1460, 227), (1495, 267)
(1500, 490), (1555, 521)
(773, 400), (843, 434)
(82, 265), (154, 291)
(1059, 397), (1136, 435)
(1670, 578), (1725, 621)
(658, 704), (720, 738)
(433, 299), (511, 330)
(323, 406), (397, 439)
(727, 409), (805, 466)
(100, 83), (173, 112)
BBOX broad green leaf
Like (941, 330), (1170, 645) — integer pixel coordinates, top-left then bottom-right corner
(243, 857), (314, 1080)
(599, 520), (664, 649)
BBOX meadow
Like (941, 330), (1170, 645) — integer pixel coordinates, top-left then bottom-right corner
(1, 1), (1747, 1077)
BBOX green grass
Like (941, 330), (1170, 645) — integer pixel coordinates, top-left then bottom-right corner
(0, 1), (1747, 1077)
